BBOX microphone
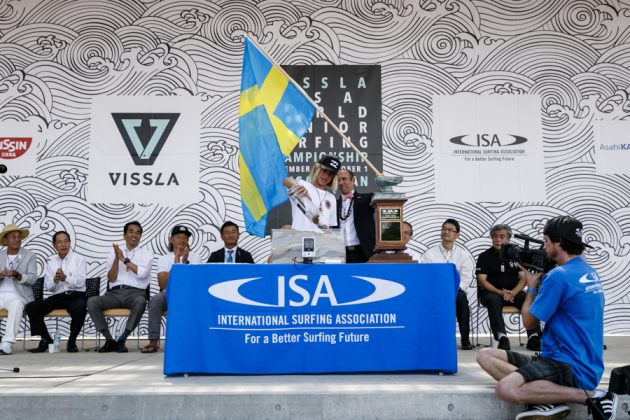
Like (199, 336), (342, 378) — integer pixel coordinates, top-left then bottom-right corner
(0, 367), (20, 372)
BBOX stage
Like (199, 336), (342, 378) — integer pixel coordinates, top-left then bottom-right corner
(0, 336), (627, 419)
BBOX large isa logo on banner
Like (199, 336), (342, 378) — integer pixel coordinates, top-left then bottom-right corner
(88, 96), (200, 205)
(433, 94), (545, 202)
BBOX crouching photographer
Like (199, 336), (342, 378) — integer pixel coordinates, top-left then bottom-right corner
(477, 215), (618, 420)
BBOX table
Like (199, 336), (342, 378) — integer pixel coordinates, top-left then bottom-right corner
(164, 263), (459, 375)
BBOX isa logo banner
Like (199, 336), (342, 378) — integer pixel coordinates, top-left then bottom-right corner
(164, 263), (459, 375)
(88, 96), (200, 205)
(433, 94), (545, 203)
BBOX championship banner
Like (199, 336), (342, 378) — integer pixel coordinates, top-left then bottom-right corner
(265, 65), (383, 234)
(164, 263), (459, 375)
(0, 120), (39, 176)
(88, 96), (200, 205)
(595, 119), (630, 175)
(433, 94), (545, 202)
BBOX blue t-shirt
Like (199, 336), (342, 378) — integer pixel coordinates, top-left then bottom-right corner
(530, 257), (604, 389)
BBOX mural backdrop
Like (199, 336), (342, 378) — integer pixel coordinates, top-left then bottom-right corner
(1, 0), (629, 337)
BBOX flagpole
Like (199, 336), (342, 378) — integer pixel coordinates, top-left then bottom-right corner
(246, 35), (384, 177)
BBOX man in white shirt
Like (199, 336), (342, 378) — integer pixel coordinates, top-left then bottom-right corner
(142, 225), (202, 353)
(337, 169), (375, 263)
(87, 221), (154, 353)
(26, 231), (87, 353)
(402, 221), (421, 261)
(283, 155), (340, 231)
(420, 219), (475, 350)
(0, 224), (37, 355)
(207, 221), (255, 263)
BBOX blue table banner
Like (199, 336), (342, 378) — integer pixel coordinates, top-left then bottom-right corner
(164, 263), (459, 375)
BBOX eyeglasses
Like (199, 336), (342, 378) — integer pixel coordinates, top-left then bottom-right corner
(441, 228), (457, 233)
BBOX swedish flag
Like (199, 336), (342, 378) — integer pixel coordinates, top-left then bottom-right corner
(239, 37), (316, 237)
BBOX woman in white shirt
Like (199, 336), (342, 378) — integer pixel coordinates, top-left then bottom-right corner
(283, 155), (340, 231)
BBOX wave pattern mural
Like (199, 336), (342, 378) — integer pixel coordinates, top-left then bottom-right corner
(1, 0), (629, 338)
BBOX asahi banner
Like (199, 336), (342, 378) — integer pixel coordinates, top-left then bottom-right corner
(266, 65), (383, 233)
(88, 96), (200, 205)
(433, 94), (545, 202)
(595, 119), (630, 175)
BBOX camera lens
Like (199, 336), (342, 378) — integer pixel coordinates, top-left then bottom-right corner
(0, 164), (7, 174)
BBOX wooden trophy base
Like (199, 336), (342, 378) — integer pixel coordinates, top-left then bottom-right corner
(368, 252), (416, 263)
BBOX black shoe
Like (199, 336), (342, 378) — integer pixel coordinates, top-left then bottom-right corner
(527, 335), (541, 351)
(497, 336), (511, 351)
(587, 391), (618, 420)
(461, 338), (473, 350)
(67, 341), (79, 353)
(28, 340), (50, 353)
(515, 403), (570, 419)
(97, 339), (117, 353)
(116, 340), (128, 353)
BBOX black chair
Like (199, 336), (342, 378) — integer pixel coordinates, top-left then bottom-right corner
(31, 276), (101, 350)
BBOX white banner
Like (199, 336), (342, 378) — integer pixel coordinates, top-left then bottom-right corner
(433, 94), (545, 202)
(595, 119), (630, 175)
(88, 96), (200, 205)
(0, 120), (40, 177)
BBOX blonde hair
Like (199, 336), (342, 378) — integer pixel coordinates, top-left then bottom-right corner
(308, 163), (338, 192)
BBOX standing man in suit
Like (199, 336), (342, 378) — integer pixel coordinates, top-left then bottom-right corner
(207, 221), (255, 263)
(336, 169), (375, 263)
(0, 224), (37, 355)
(87, 220), (154, 353)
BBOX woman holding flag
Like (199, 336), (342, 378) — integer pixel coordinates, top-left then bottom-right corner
(283, 155), (340, 231)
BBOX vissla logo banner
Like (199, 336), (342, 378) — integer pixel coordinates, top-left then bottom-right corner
(88, 96), (200, 205)
(433, 94), (545, 202)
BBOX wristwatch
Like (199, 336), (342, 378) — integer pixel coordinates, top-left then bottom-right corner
(123, 258), (131, 265)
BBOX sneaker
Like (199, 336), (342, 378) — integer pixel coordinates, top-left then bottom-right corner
(587, 391), (618, 420)
(0, 341), (13, 355)
(498, 336), (511, 351)
(527, 335), (541, 351)
(515, 403), (570, 420)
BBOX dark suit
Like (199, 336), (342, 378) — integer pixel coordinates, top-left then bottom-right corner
(337, 190), (376, 263)
(207, 247), (255, 263)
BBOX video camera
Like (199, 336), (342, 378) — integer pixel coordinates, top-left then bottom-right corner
(500, 234), (551, 273)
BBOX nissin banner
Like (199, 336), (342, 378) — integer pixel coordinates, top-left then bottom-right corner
(164, 263), (459, 375)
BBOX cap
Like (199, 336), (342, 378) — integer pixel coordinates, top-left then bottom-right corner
(318, 155), (341, 174)
(543, 216), (591, 248)
(171, 225), (192, 237)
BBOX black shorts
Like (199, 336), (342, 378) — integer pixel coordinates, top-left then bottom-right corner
(506, 351), (575, 387)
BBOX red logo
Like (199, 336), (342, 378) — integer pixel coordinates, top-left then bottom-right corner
(0, 138), (32, 159)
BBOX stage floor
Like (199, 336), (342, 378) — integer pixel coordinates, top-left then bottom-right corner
(0, 335), (628, 419)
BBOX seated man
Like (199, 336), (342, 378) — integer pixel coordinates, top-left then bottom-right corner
(476, 224), (541, 351)
(476, 216), (617, 420)
(26, 231), (87, 353)
(420, 219), (474, 350)
(402, 221), (421, 261)
(142, 225), (202, 353)
(0, 224), (37, 355)
(87, 220), (154, 353)
(283, 155), (340, 231)
(207, 221), (254, 263)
